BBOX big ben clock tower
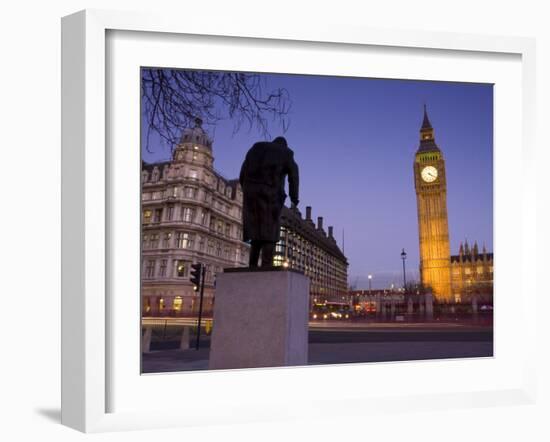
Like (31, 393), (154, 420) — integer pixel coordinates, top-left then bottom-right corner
(414, 106), (452, 301)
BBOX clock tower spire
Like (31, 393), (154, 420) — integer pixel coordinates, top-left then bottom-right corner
(413, 106), (452, 302)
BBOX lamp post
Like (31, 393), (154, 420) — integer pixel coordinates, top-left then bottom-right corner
(368, 274), (372, 293)
(400, 248), (407, 291)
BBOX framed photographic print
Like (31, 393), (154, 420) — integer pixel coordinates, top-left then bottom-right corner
(61, 9), (537, 433)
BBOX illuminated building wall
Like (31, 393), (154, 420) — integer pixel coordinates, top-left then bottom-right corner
(275, 206), (348, 303)
(450, 241), (493, 304)
(141, 119), (249, 317)
(413, 107), (493, 303)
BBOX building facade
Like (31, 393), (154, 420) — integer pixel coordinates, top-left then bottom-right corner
(450, 241), (494, 304)
(413, 107), (493, 303)
(274, 206), (348, 303)
(414, 106), (453, 301)
(141, 119), (348, 316)
(141, 118), (249, 317)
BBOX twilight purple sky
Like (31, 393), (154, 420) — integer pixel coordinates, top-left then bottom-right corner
(142, 72), (493, 289)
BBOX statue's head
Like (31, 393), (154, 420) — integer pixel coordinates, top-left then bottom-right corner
(272, 136), (288, 148)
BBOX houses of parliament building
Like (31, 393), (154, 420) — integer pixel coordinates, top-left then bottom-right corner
(141, 119), (348, 317)
(414, 107), (493, 304)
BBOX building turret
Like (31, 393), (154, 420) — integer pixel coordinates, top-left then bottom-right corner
(417, 105), (440, 153)
(180, 117), (212, 148)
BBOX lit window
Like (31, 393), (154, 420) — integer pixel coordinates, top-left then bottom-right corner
(176, 232), (194, 249)
(176, 260), (187, 277)
(181, 207), (195, 223)
(173, 297), (183, 311)
(143, 210), (152, 224)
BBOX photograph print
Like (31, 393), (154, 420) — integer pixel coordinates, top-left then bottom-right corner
(140, 68), (493, 373)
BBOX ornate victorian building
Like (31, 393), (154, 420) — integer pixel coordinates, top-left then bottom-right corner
(141, 119), (348, 316)
(141, 118), (249, 317)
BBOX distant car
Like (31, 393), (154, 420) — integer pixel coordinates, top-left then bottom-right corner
(311, 310), (349, 320)
(310, 302), (352, 320)
(311, 311), (329, 320)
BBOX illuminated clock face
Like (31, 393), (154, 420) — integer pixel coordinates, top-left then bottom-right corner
(421, 166), (438, 183)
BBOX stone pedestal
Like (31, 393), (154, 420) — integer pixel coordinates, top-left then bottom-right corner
(209, 269), (310, 370)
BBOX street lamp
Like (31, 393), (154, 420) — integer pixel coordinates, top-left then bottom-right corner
(368, 274), (372, 293)
(400, 248), (407, 291)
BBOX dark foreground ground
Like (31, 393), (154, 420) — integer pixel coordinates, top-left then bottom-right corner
(141, 323), (493, 374)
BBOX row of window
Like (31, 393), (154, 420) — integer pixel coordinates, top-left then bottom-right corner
(143, 259), (224, 283)
(143, 189), (242, 218)
(174, 150), (212, 167)
(276, 233), (347, 276)
(142, 231), (248, 262)
(143, 206), (242, 235)
(273, 229), (348, 293)
(452, 266), (493, 275)
(143, 164), (239, 201)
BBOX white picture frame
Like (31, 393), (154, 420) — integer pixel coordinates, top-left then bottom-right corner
(61, 9), (537, 433)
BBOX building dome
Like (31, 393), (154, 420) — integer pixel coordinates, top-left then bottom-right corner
(180, 117), (212, 149)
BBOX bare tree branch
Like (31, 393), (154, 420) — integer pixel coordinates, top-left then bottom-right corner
(141, 68), (292, 153)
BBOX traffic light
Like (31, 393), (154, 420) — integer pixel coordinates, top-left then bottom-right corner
(190, 263), (202, 292)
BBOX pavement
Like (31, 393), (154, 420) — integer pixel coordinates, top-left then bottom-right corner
(142, 323), (493, 374)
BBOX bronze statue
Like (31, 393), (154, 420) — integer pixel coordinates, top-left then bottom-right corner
(239, 137), (299, 268)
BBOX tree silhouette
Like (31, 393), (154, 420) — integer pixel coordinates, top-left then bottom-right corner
(141, 68), (291, 153)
